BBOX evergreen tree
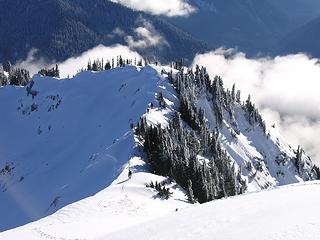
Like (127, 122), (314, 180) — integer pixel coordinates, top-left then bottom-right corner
(295, 146), (304, 174)
(105, 61), (111, 70)
(157, 92), (166, 108)
(187, 179), (196, 203)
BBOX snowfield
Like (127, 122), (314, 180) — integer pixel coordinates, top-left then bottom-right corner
(104, 181), (320, 240)
(2, 179), (320, 240)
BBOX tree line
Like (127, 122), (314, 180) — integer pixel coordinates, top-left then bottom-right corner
(135, 63), (250, 203)
(0, 61), (30, 86)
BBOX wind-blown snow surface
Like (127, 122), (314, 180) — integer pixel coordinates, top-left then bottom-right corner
(2, 180), (320, 240)
(0, 65), (177, 231)
(105, 181), (320, 240)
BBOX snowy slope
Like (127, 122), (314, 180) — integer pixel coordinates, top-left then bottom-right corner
(197, 93), (316, 191)
(167, 68), (318, 194)
(104, 181), (320, 240)
(0, 65), (177, 231)
(0, 155), (190, 240)
(2, 180), (320, 240)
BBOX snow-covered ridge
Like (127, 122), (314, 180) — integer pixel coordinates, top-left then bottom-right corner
(0, 65), (176, 231)
(0, 63), (318, 237)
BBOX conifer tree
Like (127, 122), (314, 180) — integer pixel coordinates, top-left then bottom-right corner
(187, 179), (196, 203)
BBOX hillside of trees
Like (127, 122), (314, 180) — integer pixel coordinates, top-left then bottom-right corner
(134, 61), (320, 203)
(0, 0), (208, 64)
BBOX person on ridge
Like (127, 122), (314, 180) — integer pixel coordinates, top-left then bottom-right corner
(128, 169), (132, 179)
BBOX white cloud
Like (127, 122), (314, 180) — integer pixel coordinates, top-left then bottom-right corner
(262, 108), (320, 164)
(125, 19), (168, 49)
(107, 27), (126, 39)
(14, 49), (50, 77)
(16, 44), (142, 78)
(109, 0), (196, 17)
(192, 49), (320, 164)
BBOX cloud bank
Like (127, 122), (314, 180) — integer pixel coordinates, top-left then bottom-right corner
(192, 49), (320, 165)
(109, 0), (196, 17)
(16, 45), (142, 78)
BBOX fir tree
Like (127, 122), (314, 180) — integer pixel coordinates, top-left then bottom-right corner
(187, 179), (196, 203)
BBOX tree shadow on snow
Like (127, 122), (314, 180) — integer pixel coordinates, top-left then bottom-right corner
(117, 179), (130, 185)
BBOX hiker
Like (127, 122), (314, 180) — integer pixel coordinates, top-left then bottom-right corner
(128, 169), (132, 179)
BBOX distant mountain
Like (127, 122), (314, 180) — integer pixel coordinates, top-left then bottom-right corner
(2, 0), (320, 63)
(167, 0), (290, 56)
(0, 0), (208, 63)
(166, 0), (320, 57)
(269, 0), (320, 28)
(278, 16), (320, 58)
